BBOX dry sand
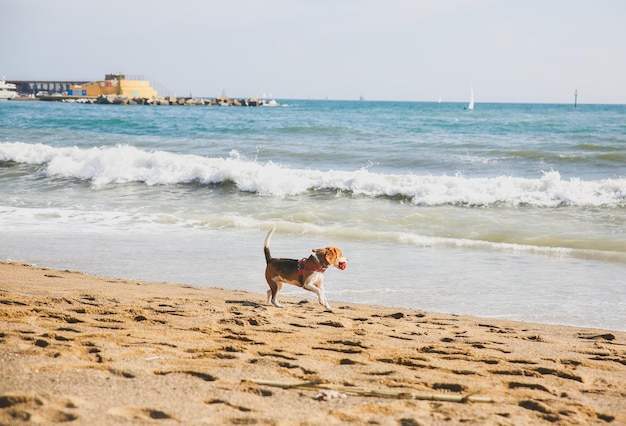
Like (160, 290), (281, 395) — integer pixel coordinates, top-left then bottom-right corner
(0, 261), (624, 425)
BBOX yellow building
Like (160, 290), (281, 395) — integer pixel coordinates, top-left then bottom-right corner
(69, 74), (158, 98)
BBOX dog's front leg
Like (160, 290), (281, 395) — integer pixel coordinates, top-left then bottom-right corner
(318, 286), (332, 311)
(303, 280), (332, 311)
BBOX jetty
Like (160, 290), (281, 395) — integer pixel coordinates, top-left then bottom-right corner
(12, 94), (279, 107)
(7, 74), (279, 107)
(70, 94), (277, 106)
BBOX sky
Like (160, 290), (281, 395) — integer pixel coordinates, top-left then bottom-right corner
(1, 0), (625, 103)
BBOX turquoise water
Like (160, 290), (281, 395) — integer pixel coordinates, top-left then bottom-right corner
(1, 100), (625, 330)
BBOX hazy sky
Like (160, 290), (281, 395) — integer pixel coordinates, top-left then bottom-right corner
(2, 0), (625, 103)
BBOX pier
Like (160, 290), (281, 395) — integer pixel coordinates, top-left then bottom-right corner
(6, 76), (277, 106)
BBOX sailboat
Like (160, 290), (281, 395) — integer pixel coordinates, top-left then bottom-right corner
(466, 86), (474, 110)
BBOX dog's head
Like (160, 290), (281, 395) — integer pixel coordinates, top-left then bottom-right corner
(313, 247), (347, 270)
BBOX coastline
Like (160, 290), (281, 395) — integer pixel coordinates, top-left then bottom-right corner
(1, 261), (624, 425)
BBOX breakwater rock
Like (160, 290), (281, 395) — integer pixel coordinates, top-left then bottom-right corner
(61, 94), (279, 106)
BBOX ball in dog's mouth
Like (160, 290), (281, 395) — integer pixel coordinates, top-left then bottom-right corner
(338, 262), (347, 270)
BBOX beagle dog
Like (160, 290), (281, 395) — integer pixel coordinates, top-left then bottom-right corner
(264, 227), (347, 311)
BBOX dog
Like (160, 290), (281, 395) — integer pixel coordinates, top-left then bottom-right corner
(264, 227), (347, 311)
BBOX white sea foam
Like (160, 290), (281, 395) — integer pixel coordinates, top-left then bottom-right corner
(1, 142), (624, 207)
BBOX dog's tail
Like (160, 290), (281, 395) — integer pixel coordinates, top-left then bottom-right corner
(264, 226), (276, 264)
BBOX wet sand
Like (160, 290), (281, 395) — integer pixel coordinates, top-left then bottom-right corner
(1, 261), (624, 425)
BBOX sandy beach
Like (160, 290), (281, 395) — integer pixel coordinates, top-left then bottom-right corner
(1, 261), (624, 425)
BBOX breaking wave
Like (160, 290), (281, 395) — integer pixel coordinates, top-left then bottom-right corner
(1, 142), (624, 207)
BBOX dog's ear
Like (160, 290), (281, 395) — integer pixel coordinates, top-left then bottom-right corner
(326, 247), (339, 264)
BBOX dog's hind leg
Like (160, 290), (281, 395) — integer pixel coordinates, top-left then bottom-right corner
(267, 278), (284, 308)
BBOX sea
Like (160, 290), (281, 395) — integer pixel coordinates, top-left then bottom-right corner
(1, 99), (624, 331)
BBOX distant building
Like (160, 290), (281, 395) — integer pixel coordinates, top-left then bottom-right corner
(69, 74), (158, 98)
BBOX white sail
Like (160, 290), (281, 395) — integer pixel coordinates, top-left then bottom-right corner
(467, 86), (474, 110)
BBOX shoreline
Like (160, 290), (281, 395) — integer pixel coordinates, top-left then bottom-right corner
(1, 261), (624, 424)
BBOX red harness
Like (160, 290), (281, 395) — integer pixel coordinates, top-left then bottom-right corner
(298, 258), (325, 285)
